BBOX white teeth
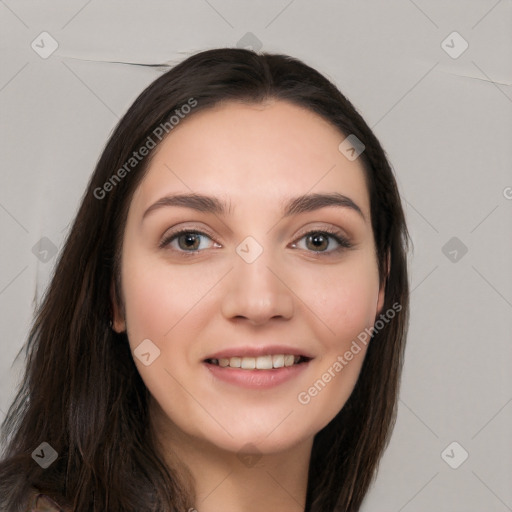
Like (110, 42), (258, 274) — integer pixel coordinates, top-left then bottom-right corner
(241, 357), (256, 369)
(229, 356), (241, 368)
(210, 354), (304, 369)
(256, 355), (273, 370)
(284, 354), (295, 367)
(272, 354), (284, 368)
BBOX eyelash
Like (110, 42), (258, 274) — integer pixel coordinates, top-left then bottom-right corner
(159, 227), (352, 256)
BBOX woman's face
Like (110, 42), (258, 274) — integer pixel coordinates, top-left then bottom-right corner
(113, 100), (384, 455)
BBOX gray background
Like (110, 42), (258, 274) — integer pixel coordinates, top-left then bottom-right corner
(1, 1), (511, 510)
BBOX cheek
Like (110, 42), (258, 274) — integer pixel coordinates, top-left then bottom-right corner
(119, 256), (208, 429)
(300, 255), (381, 347)
(281, 256), (381, 427)
(122, 264), (170, 343)
(121, 252), (209, 344)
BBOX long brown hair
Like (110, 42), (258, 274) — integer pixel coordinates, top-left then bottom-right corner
(0, 48), (409, 512)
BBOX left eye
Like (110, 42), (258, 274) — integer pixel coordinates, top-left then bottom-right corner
(291, 231), (351, 253)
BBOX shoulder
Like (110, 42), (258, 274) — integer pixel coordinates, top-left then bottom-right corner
(26, 493), (66, 512)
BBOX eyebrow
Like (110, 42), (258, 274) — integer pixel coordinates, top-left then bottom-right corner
(142, 192), (365, 221)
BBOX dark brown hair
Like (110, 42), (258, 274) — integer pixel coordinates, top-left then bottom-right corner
(0, 48), (409, 512)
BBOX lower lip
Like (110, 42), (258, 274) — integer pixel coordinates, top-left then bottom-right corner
(204, 361), (311, 389)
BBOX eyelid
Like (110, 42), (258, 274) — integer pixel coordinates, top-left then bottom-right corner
(293, 223), (350, 242)
(158, 224), (219, 250)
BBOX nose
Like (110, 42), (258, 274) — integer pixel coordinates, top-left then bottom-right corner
(220, 246), (294, 326)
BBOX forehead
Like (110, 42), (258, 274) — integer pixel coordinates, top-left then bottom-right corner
(132, 100), (370, 217)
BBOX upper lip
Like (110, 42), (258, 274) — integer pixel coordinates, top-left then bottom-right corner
(204, 344), (314, 361)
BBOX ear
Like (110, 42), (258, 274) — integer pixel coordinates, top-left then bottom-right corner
(376, 250), (390, 316)
(110, 280), (126, 333)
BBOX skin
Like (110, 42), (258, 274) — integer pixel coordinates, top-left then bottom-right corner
(112, 100), (385, 512)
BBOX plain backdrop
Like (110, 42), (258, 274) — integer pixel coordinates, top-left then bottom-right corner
(1, 1), (511, 510)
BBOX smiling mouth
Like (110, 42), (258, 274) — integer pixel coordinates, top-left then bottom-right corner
(204, 354), (311, 370)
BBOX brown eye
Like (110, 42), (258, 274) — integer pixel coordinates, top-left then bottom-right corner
(177, 233), (201, 251)
(305, 233), (329, 251)
(292, 230), (352, 254)
(160, 230), (217, 252)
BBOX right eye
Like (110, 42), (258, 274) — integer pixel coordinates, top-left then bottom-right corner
(159, 229), (220, 253)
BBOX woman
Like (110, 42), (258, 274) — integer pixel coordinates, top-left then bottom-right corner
(0, 48), (409, 512)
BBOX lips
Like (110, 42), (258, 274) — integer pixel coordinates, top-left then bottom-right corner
(203, 350), (312, 389)
(202, 345), (313, 384)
